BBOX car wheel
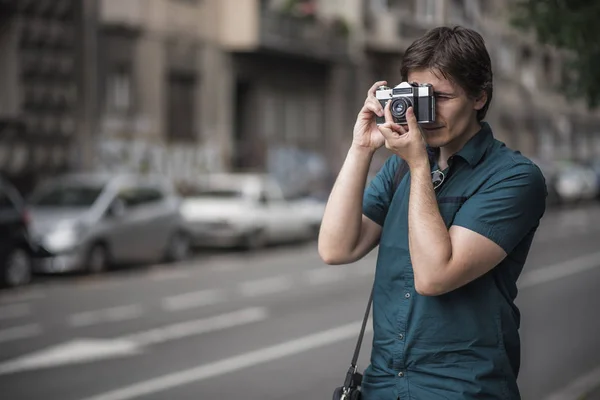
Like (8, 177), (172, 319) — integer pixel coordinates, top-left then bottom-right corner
(86, 243), (110, 274)
(2, 247), (32, 288)
(164, 231), (192, 262)
(244, 229), (267, 251)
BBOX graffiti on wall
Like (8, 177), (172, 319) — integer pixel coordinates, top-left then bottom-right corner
(267, 146), (329, 197)
(94, 138), (222, 183)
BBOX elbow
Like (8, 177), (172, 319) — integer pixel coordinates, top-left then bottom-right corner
(317, 239), (351, 265)
(318, 246), (347, 265)
(414, 276), (447, 297)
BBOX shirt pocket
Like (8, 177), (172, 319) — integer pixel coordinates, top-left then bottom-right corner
(437, 196), (467, 227)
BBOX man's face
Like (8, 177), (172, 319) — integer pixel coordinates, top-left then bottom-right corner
(407, 68), (486, 148)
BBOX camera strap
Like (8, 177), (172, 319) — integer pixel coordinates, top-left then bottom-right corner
(345, 152), (436, 387)
(343, 157), (414, 389)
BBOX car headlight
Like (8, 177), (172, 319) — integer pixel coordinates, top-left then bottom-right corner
(43, 223), (85, 253)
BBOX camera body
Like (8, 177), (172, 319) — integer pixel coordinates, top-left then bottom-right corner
(332, 386), (361, 400)
(375, 81), (436, 125)
(332, 367), (363, 400)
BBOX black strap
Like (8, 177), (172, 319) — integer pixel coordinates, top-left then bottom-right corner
(347, 151), (436, 375)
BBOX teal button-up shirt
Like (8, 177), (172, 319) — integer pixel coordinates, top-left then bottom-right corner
(361, 122), (546, 399)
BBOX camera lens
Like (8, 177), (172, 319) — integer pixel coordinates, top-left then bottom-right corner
(390, 98), (411, 120)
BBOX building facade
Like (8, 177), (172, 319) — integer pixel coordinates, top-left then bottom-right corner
(0, 0), (93, 194)
(2, 0), (599, 195)
(93, 0), (361, 196)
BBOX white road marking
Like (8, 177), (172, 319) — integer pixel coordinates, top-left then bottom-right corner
(80, 319), (373, 400)
(545, 365), (600, 400)
(0, 303), (31, 320)
(306, 267), (347, 285)
(0, 324), (42, 344)
(519, 251), (600, 289)
(239, 276), (293, 297)
(0, 339), (142, 376)
(122, 307), (268, 346)
(161, 289), (225, 312)
(68, 305), (144, 328)
(0, 307), (268, 376)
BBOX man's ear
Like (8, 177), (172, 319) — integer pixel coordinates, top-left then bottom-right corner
(473, 91), (488, 111)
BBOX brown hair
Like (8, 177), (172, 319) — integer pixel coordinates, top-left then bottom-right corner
(400, 26), (493, 121)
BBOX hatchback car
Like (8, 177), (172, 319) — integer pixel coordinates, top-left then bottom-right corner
(28, 173), (192, 274)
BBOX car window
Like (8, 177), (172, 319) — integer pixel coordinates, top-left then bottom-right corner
(118, 187), (164, 208)
(29, 184), (103, 207)
(0, 190), (16, 212)
(137, 187), (164, 204)
(196, 189), (243, 198)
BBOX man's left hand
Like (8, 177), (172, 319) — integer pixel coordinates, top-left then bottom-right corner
(377, 101), (429, 169)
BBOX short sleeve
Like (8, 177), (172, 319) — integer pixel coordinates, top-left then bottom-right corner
(362, 155), (400, 226)
(452, 162), (547, 254)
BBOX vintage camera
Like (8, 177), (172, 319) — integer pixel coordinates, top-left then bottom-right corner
(332, 367), (363, 400)
(332, 386), (361, 400)
(375, 81), (436, 125)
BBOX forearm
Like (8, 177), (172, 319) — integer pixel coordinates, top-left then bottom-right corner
(318, 145), (374, 260)
(408, 164), (452, 294)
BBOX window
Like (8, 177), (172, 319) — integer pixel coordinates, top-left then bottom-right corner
(167, 72), (197, 141)
(0, 191), (15, 212)
(106, 65), (133, 114)
(30, 185), (103, 208)
(520, 47), (537, 90)
(118, 187), (164, 208)
(448, 0), (468, 25)
(498, 41), (516, 75)
(416, 0), (438, 22)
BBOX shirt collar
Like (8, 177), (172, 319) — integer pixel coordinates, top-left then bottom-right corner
(428, 122), (494, 168)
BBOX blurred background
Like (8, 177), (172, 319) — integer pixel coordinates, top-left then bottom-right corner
(1, 0), (599, 399)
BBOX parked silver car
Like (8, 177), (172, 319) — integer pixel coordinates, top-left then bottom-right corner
(180, 173), (320, 250)
(28, 173), (191, 274)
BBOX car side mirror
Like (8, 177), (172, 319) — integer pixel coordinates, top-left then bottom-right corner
(257, 194), (268, 206)
(107, 198), (126, 219)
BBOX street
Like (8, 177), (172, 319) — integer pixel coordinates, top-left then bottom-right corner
(1, 204), (600, 400)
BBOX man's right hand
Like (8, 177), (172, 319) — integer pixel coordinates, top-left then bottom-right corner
(352, 80), (388, 152)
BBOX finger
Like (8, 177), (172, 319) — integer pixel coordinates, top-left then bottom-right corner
(364, 98), (384, 117)
(405, 107), (420, 133)
(368, 80), (388, 97)
(377, 121), (403, 141)
(377, 122), (396, 141)
(383, 99), (396, 125)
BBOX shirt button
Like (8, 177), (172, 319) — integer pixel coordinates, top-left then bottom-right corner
(404, 292), (411, 299)
(399, 333), (404, 340)
(398, 371), (404, 377)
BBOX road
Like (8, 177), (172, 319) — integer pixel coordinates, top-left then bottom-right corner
(1, 204), (600, 400)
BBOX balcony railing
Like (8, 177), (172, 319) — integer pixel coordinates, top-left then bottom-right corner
(397, 18), (430, 43)
(101, 0), (144, 31)
(258, 8), (349, 61)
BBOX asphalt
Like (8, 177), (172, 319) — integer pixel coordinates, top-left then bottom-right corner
(1, 203), (600, 400)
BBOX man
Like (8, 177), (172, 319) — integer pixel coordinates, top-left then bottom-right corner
(318, 26), (547, 399)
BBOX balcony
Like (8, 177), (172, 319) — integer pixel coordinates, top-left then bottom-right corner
(364, 11), (432, 54)
(100, 0), (144, 32)
(219, 1), (349, 62)
(364, 13), (403, 54)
